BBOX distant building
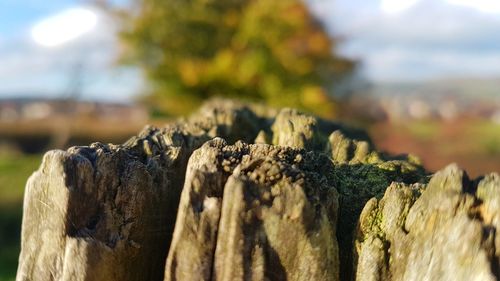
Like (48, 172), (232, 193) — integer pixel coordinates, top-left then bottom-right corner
(408, 99), (432, 120)
(0, 98), (148, 125)
(437, 99), (459, 121)
(491, 110), (500, 124)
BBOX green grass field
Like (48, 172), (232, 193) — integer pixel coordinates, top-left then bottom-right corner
(0, 153), (42, 281)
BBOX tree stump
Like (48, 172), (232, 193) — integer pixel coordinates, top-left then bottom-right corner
(16, 100), (499, 281)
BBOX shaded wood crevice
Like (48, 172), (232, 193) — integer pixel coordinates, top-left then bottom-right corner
(16, 99), (500, 281)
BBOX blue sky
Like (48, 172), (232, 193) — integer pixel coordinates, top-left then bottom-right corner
(310, 0), (500, 82)
(0, 0), (142, 101)
(1, 0), (500, 101)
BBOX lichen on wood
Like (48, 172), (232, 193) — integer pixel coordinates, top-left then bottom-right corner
(16, 99), (500, 281)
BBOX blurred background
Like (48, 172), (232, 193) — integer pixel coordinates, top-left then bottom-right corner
(1, 0), (500, 279)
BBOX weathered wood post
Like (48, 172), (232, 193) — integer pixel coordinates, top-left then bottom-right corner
(16, 100), (500, 281)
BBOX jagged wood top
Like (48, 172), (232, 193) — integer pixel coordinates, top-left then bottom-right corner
(16, 99), (500, 281)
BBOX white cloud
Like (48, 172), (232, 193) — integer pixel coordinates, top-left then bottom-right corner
(0, 6), (143, 101)
(315, 0), (500, 82)
(364, 49), (500, 82)
(380, 0), (420, 14)
(446, 0), (500, 14)
(31, 7), (98, 47)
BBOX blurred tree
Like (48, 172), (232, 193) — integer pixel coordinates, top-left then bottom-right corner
(111, 0), (356, 117)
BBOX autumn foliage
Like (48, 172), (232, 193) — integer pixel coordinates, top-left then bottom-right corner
(116, 0), (356, 117)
